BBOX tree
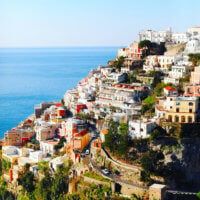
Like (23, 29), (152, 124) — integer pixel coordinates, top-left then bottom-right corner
(80, 184), (110, 200)
(140, 150), (164, 183)
(18, 171), (35, 194)
(138, 40), (152, 49)
(65, 194), (81, 200)
(196, 191), (200, 199)
(117, 123), (131, 157)
(141, 96), (155, 115)
(104, 120), (119, 153)
(139, 40), (152, 57)
(111, 56), (125, 72)
(51, 165), (70, 200)
(188, 53), (200, 66)
(104, 121), (131, 157)
(34, 174), (53, 200)
(0, 178), (15, 200)
(38, 161), (49, 175)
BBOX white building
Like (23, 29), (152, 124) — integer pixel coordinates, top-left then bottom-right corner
(145, 55), (180, 73)
(129, 119), (156, 139)
(163, 86), (178, 96)
(49, 156), (65, 171)
(40, 140), (59, 156)
(168, 65), (188, 79)
(139, 28), (172, 44)
(29, 151), (44, 162)
(172, 32), (190, 44)
(163, 77), (179, 85)
(187, 27), (200, 37)
(157, 55), (177, 68)
(117, 48), (128, 58)
(185, 38), (200, 54)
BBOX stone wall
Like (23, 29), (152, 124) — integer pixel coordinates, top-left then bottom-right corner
(83, 175), (111, 187)
(118, 181), (147, 197)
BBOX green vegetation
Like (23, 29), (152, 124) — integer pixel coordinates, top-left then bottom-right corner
(76, 112), (94, 121)
(84, 171), (110, 182)
(18, 171), (35, 194)
(188, 53), (200, 66)
(13, 160), (72, 200)
(139, 40), (166, 57)
(65, 184), (111, 200)
(141, 95), (155, 115)
(2, 159), (11, 173)
(141, 81), (175, 115)
(110, 56), (125, 72)
(104, 120), (131, 158)
(196, 191), (200, 199)
(138, 40), (152, 49)
(54, 137), (66, 151)
(0, 178), (15, 200)
(38, 161), (49, 175)
(140, 150), (164, 184)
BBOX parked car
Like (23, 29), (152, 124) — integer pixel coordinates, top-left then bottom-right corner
(101, 168), (111, 175)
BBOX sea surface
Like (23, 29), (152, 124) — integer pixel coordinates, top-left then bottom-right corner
(0, 47), (118, 138)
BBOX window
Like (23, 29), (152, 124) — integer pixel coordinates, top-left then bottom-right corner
(188, 116), (193, 123)
(140, 128), (143, 132)
(175, 116), (179, 122)
(176, 102), (180, 106)
(181, 116), (185, 123)
(189, 109), (192, 113)
(168, 115), (172, 122)
(176, 108), (179, 112)
(189, 102), (193, 106)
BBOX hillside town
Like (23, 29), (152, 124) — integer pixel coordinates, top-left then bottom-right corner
(1, 26), (200, 200)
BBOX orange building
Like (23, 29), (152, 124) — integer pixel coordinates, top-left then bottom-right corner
(72, 131), (90, 151)
(100, 129), (109, 143)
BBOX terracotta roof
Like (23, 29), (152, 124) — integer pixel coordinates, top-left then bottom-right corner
(100, 129), (109, 135)
(164, 86), (176, 91)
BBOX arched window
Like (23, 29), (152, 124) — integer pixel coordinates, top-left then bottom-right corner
(175, 115), (179, 123)
(188, 116), (193, 123)
(181, 116), (185, 123)
(168, 115), (172, 122)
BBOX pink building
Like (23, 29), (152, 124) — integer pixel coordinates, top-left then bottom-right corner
(185, 85), (200, 97)
(185, 66), (200, 97)
(4, 129), (34, 146)
(190, 66), (200, 85)
(128, 42), (143, 59)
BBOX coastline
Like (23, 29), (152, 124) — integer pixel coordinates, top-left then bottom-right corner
(0, 47), (118, 138)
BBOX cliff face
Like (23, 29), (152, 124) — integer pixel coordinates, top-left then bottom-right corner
(181, 139), (200, 187)
(153, 138), (200, 191)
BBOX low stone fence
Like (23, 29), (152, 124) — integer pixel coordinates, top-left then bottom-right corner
(83, 175), (111, 187)
(100, 147), (141, 172)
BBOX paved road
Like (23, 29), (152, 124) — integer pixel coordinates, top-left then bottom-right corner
(90, 159), (147, 190)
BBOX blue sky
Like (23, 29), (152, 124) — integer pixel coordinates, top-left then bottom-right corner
(0, 0), (200, 47)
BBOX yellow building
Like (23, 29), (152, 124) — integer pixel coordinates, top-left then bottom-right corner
(164, 96), (199, 123)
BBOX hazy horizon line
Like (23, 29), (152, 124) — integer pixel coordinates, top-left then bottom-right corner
(0, 45), (124, 49)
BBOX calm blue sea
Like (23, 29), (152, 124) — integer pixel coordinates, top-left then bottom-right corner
(0, 47), (118, 138)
